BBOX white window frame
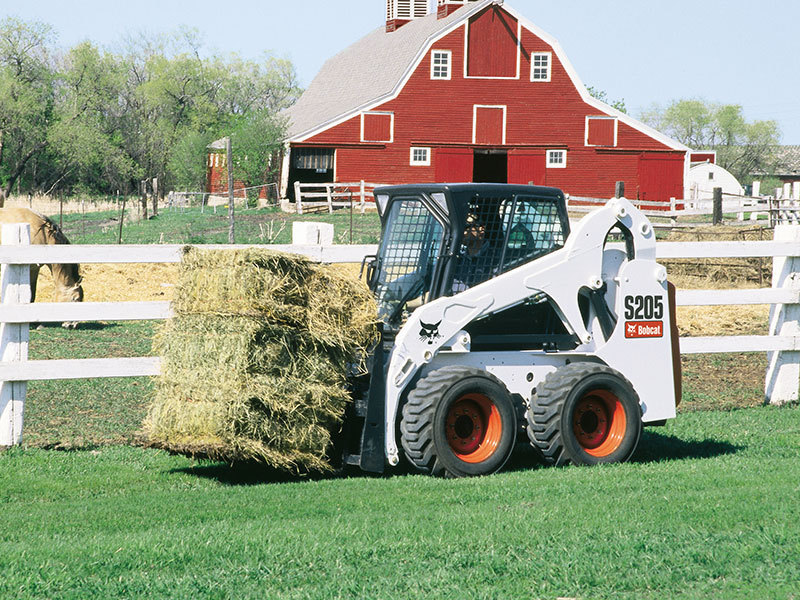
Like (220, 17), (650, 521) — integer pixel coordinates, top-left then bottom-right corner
(584, 116), (619, 147)
(360, 111), (395, 143)
(530, 52), (552, 82)
(410, 147), (431, 166)
(430, 50), (452, 80)
(472, 105), (507, 145)
(546, 149), (567, 168)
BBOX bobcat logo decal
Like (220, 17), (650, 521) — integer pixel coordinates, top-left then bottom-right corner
(419, 320), (442, 345)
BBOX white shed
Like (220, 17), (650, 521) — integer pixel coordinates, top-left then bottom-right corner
(685, 162), (744, 200)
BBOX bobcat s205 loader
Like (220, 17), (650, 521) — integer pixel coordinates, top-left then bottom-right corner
(344, 183), (681, 477)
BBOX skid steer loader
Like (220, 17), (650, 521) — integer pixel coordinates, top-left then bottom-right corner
(344, 183), (681, 477)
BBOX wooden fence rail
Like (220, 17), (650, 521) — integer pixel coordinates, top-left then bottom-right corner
(567, 195), (800, 226)
(2, 225), (798, 445)
(294, 181), (377, 215)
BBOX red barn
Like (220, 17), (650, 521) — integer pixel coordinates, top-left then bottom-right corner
(206, 138), (270, 200)
(281, 0), (689, 203)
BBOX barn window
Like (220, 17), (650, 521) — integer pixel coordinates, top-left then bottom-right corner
(361, 112), (394, 143)
(531, 52), (551, 81)
(708, 171), (714, 180)
(293, 148), (335, 170)
(546, 150), (566, 168)
(410, 147), (431, 166)
(586, 116), (617, 147)
(431, 50), (451, 80)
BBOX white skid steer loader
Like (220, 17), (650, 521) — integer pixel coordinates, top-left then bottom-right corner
(343, 184), (681, 477)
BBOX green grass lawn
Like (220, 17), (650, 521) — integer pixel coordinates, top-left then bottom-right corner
(6, 322), (798, 599)
(23, 322), (156, 448)
(54, 205), (382, 245)
(7, 203), (796, 598)
(1, 407), (799, 600)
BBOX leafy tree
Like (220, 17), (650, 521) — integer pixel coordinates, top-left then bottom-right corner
(0, 17), (301, 201)
(168, 130), (214, 191)
(48, 42), (135, 195)
(639, 99), (781, 182)
(586, 85), (627, 114)
(230, 110), (287, 206)
(0, 16), (55, 204)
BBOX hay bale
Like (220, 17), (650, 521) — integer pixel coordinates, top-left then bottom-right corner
(145, 247), (378, 472)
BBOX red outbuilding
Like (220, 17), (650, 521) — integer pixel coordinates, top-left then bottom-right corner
(280, 0), (690, 203)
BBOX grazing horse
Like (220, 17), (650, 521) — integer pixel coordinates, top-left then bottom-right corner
(0, 208), (84, 327)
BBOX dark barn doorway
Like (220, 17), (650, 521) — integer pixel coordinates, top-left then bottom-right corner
(473, 150), (508, 183)
(288, 148), (335, 201)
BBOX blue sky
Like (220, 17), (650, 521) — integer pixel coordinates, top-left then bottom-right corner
(5, 0), (799, 143)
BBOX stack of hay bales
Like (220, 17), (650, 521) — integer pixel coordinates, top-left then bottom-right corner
(145, 247), (378, 472)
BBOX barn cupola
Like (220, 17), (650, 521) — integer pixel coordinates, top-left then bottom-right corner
(437, 0), (483, 19)
(386, 0), (429, 32)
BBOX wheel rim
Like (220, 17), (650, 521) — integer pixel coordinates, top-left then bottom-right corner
(572, 389), (627, 457)
(445, 393), (502, 463)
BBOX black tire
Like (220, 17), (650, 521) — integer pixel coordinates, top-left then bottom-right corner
(400, 366), (517, 477)
(526, 362), (642, 466)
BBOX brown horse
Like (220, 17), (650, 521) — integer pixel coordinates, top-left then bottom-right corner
(0, 208), (83, 326)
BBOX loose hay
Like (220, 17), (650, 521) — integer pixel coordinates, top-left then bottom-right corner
(144, 247), (378, 472)
(662, 225), (772, 285)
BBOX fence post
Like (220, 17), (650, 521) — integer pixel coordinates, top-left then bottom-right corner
(226, 137), (235, 244)
(0, 224), (31, 446)
(294, 181), (303, 215)
(360, 180), (366, 214)
(765, 224), (800, 405)
(326, 184), (334, 214)
(712, 187), (723, 225)
(615, 181), (625, 199)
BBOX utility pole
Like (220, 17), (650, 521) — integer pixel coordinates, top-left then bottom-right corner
(227, 137), (235, 244)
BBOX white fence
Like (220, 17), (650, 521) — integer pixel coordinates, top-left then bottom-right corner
(567, 195), (800, 226)
(1, 224), (799, 445)
(293, 181), (377, 214)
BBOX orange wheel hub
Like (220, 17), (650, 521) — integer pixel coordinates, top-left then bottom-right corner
(572, 389), (627, 457)
(445, 393), (502, 463)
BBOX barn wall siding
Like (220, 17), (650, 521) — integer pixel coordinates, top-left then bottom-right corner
(467, 7), (518, 77)
(293, 6), (684, 201)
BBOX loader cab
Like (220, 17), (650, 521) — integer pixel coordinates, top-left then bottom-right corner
(367, 184), (570, 330)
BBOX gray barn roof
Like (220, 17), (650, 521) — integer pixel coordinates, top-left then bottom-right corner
(775, 145), (800, 175)
(284, 1), (493, 141)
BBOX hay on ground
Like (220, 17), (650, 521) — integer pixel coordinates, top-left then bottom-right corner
(663, 225), (772, 285)
(144, 247), (378, 472)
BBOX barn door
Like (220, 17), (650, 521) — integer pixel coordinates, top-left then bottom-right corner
(638, 153), (684, 203)
(473, 106), (506, 145)
(508, 150), (545, 185)
(435, 147), (473, 182)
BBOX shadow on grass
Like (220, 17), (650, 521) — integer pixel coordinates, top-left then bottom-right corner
(632, 429), (741, 463)
(170, 459), (351, 486)
(172, 454), (426, 486)
(32, 321), (116, 331)
(170, 430), (743, 486)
